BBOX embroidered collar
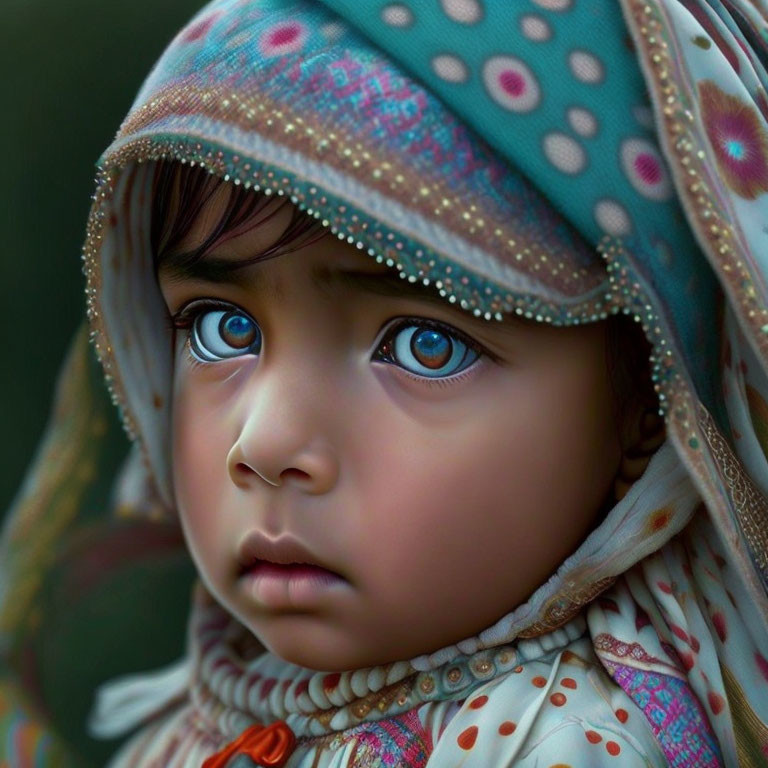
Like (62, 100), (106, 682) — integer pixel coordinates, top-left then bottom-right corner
(187, 583), (589, 741)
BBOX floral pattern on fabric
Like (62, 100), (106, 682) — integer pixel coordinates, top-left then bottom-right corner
(328, 708), (432, 768)
(608, 658), (722, 765)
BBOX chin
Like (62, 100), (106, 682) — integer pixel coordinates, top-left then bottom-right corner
(256, 627), (395, 672)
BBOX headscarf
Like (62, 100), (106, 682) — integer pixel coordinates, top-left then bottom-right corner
(2, 0), (768, 765)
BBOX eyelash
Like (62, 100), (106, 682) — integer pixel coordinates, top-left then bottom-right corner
(169, 300), (491, 385)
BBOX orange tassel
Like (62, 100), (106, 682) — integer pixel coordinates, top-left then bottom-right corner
(201, 720), (297, 768)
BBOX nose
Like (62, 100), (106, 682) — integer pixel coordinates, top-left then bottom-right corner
(226, 365), (340, 495)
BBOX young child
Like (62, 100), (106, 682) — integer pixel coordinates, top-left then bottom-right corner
(4, 0), (768, 765)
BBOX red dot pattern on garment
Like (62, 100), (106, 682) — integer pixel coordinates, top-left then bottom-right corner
(756, 651), (768, 683)
(269, 23), (300, 45)
(615, 708), (629, 723)
(712, 611), (728, 642)
(457, 725), (478, 750)
(648, 507), (671, 533)
(532, 676), (548, 687)
(586, 730), (602, 743)
(323, 673), (341, 691)
(606, 741), (621, 756)
(708, 691), (725, 715)
(560, 677), (577, 689)
(498, 721), (517, 735)
(550, 692), (567, 706)
(469, 695), (488, 709)
(260, 678), (277, 698)
(690, 635), (700, 653)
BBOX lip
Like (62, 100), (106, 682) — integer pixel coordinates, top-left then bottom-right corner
(237, 530), (345, 579)
(243, 562), (348, 608)
(237, 532), (349, 609)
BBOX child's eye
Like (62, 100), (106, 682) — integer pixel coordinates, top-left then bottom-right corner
(373, 318), (481, 379)
(178, 303), (262, 362)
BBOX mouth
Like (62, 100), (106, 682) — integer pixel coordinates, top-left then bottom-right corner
(239, 559), (350, 608)
(238, 559), (344, 580)
(236, 530), (347, 582)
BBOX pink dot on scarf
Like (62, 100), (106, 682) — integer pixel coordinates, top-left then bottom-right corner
(615, 708), (629, 723)
(606, 741), (621, 756)
(183, 14), (216, 42)
(457, 725), (478, 750)
(269, 24), (300, 45)
(657, 580), (673, 593)
(586, 730), (602, 743)
(323, 672), (341, 691)
(469, 695), (488, 709)
(634, 152), (662, 184)
(499, 70), (526, 96)
(498, 721), (516, 735)
(711, 612), (728, 642)
(550, 692), (567, 706)
(680, 651), (695, 671)
(756, 651), (768, 683)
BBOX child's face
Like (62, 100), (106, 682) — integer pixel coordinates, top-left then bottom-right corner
(158, 186), (623, 671)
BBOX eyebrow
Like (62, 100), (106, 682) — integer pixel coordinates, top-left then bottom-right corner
(157, 251), (458, 310)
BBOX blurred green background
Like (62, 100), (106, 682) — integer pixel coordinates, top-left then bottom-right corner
(1, 2), (204, 763)
(1, 0), (201, 520)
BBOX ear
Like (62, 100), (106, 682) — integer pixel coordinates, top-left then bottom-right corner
(613, 407), (666, 501)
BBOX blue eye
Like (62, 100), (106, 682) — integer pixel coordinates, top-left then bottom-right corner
(191, 308), (261, 361)
(376, 320), (480, 378)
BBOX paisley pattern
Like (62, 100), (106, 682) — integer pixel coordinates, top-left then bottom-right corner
(699, 79), (768, 200)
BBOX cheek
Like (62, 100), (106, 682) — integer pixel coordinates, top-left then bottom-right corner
(349, 354), (620, 594)
(171, 369), (236, 577)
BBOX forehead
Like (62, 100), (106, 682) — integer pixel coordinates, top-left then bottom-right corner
(153, 174), (535, 334)
(156, 180), (467, 311)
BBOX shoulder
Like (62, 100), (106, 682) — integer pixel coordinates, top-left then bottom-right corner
(424, 636), (667, 767)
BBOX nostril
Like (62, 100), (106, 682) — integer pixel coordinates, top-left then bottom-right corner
(235, 462), (256, 475)
(280, 468), (312, 483)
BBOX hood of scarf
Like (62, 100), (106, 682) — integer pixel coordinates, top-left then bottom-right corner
(77, 2), (768, 761)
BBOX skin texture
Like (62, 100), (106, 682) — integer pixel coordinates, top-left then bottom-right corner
(159, 185), (625, 671)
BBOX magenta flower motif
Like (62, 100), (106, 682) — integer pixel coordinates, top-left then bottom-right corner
(259, 21), (307, 58)
(699, 80), (768, 200)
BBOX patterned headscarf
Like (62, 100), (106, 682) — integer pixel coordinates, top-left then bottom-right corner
(3, 0), (768, 765)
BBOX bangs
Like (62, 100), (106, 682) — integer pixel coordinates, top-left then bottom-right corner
(150, 159), (327, 275)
